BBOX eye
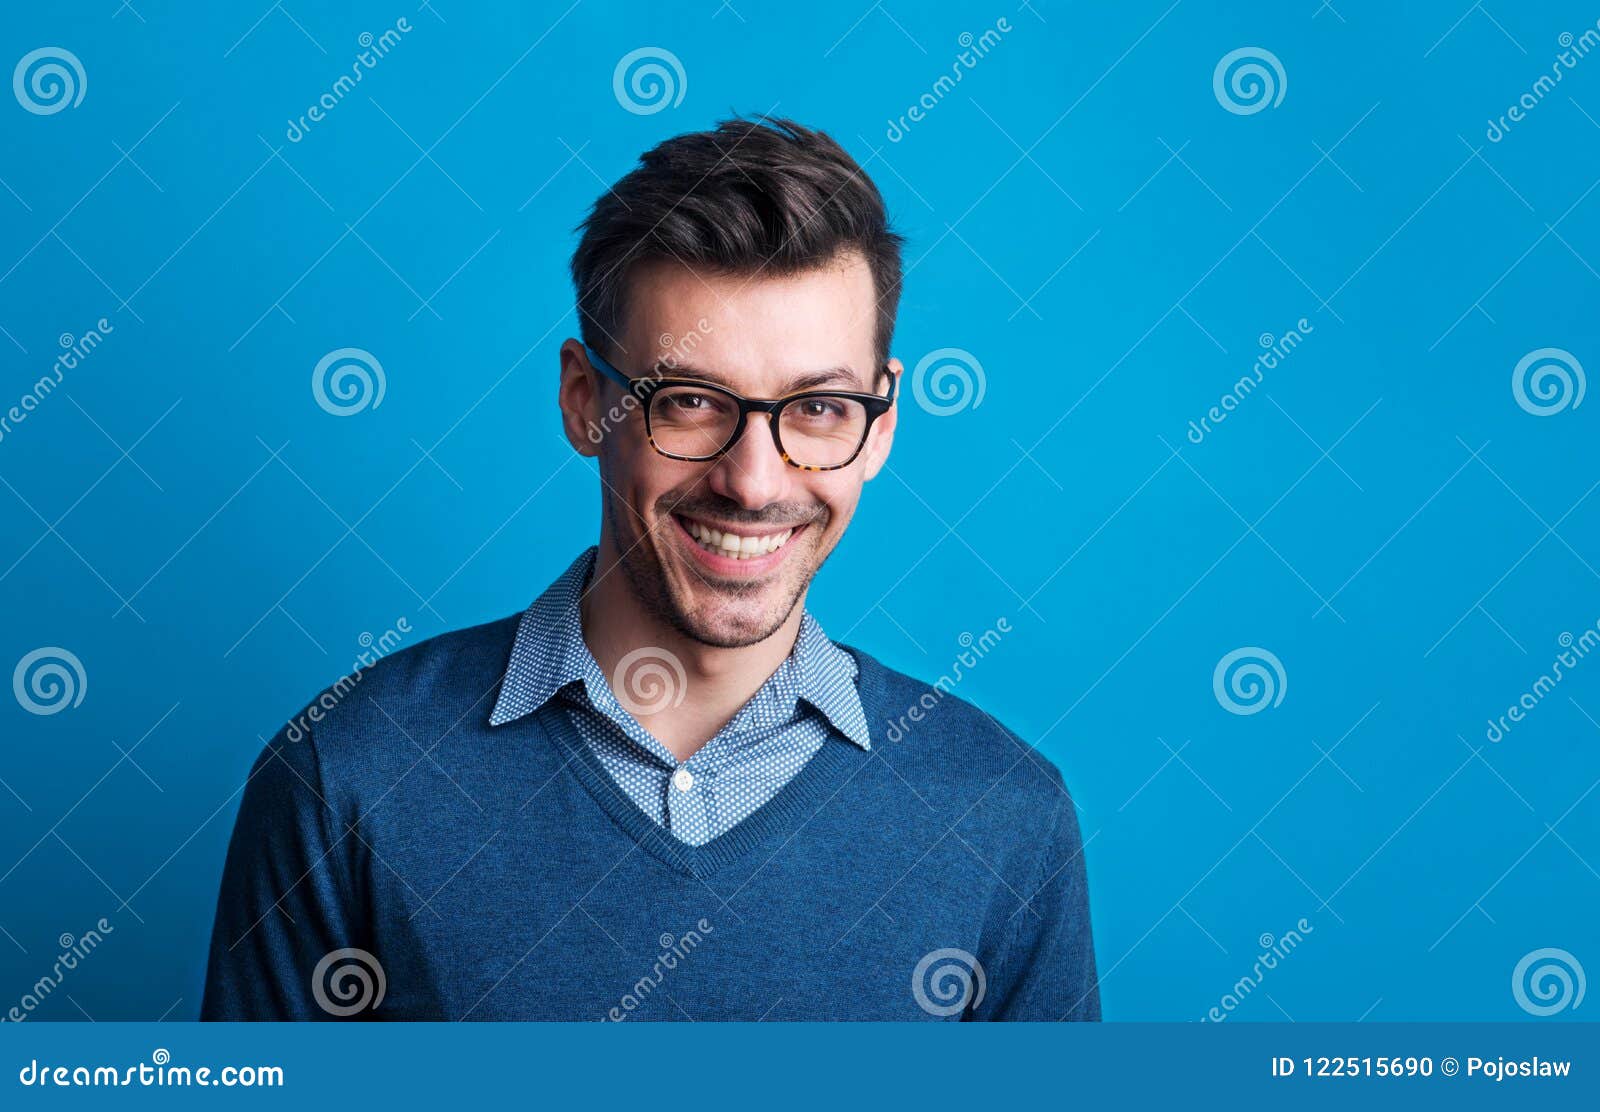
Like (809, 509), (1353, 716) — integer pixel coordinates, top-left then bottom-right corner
(796, 398), (846, 420)
(663, 391), (720, 412)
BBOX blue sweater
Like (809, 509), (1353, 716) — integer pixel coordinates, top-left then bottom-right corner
(200, 615), (1100, 1021)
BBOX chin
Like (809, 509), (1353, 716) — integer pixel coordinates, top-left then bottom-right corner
(671, 591), (795, 649)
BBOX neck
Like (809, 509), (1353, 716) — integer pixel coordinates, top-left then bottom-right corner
(579, 536), (804, 761)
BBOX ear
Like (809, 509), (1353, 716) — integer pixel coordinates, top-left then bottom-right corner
(859, 357), (902, 482)
(558, 338), (604, 457)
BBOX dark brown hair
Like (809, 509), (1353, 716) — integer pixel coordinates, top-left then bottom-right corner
(570, 115), (904, 369)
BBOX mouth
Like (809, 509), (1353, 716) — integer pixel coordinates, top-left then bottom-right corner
(670, 512), (807, 575)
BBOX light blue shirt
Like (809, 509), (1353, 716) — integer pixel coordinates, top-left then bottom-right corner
(489, 547), (871, 845)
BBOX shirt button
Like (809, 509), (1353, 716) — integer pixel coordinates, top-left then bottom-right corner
(672, 767), (694, 792)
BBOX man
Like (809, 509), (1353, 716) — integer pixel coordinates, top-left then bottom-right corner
(201, 116), (1098, 1021)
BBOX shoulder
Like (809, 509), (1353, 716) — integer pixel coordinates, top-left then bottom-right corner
(276, 612), (522, 775)
(841, 642), (1075, 825)
(346, 613), (522, 711)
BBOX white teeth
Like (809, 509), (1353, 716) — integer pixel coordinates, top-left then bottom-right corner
(681, 518), (795, 560)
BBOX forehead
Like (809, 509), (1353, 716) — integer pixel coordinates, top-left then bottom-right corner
(621, 251), (877, 385)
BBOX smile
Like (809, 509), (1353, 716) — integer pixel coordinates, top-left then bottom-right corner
(673, 514), (801, 561)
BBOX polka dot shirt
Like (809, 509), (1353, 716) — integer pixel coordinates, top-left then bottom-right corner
(489, 547), (871, 846)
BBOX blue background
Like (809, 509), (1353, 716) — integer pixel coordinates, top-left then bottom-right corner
(1, 0), (1596, 1023)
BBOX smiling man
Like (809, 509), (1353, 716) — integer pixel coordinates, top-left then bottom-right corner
(201, 116), (1098, 1021)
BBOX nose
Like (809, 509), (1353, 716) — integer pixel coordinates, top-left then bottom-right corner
(705, 412), (789, 510)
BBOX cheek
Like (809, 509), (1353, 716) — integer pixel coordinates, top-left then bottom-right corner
(603, 448), (695, 522)
(812, 478), (862, 532)
(597, 446), (650, 517)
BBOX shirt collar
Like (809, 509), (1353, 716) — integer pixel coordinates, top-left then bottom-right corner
(489, 546), (871, 751)
(789, 605), (871, 750)
(487, 547), (599, 728)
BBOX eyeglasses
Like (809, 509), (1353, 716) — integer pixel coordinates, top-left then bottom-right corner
(583, 345), (896, 471)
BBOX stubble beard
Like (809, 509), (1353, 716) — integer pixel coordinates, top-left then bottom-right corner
(608, 494), (825, 650)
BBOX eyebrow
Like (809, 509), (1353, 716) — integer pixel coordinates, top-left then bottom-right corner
(648, 361), (868, 393)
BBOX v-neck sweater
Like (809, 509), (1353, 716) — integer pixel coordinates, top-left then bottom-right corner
(200, 613), (1100, 1021)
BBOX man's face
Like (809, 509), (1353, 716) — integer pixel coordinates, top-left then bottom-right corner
(561, 251), (898, 649)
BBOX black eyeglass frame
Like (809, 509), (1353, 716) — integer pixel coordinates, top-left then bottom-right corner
(583, 345), (897, 472)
